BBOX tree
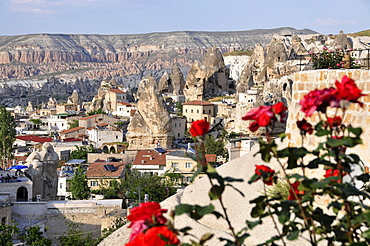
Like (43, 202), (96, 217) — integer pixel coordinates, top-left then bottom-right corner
(70, 166), (90, 200)
(87, 108), (105, 116)
(0, 223), (19, 246)
(175, 101), (183, 116)
(0, 106), (16, 169)
(20, 225), (52, 246)
(29, 118), (43, 130)
(121, 168), (176, 204)
(69, 144), (95, 160)
(67, 119), (79, 129)
(204, 134), (228, 158)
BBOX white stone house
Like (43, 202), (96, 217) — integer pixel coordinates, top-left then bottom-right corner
(86, 123), (123, 149)
(227, 137), (259, 161)
(113, 102), (135, 117)
(48, 114), (70, 132)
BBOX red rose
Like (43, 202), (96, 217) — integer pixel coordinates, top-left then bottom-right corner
(324, 169), (348, 183)
(272, 102), (288, 114)
(300, 88), (340, 117)
(126, 226), (180, 246)
(326, 116), (342, 128)
(287, 182), (305, 201)
(333, 76), (367, 106)
(254, 165), (275, 186)
(189, 119), (210, 137)
(296, 119), (313, 135)
(127, 202), (167, 227)
(242, 103), (287, 132)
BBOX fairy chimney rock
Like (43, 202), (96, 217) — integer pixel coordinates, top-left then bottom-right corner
(331, 30), (352, 51)
(126, 75), (173, 150)
(184, 47), (228, 101)
(170, 63), (185, 96)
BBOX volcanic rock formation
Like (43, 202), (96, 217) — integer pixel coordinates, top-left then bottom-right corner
(126, 75), (174, 150)
(184, 47), (234, 100)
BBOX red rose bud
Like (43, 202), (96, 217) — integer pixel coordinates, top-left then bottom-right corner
(297, 119), (313, 135)
(254, 165), (275, 186)
(324, 169), (348, 184)
(189, 119), (210, 137)
(287, 181), (305, 201)
(326, 116), (342, 128)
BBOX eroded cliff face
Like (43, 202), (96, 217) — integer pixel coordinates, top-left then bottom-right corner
(0, 28), (317, 80)
(184, 47), (233, 100)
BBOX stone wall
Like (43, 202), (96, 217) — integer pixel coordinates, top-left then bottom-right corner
(12, 200), (124, 245)
(285, 69), (370, 165)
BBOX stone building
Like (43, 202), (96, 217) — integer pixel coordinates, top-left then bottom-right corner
(182, 100), (216, 127)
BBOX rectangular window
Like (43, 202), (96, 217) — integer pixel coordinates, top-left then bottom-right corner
(171, 163), (179, 168)
(60, 183), (63, 189)
(90, 181), (98, 187)
(185, 163), (192, 168)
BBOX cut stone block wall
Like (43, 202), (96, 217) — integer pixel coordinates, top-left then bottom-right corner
(285, 69), (370, 167)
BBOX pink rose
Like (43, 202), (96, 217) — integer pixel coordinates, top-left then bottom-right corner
(129, 220), (148, 241)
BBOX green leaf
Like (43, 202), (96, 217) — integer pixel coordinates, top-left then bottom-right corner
(178, 226), (192, 234)
(209, 185), (225, 200)
(256, 140), (277, 162)
(362, 229), (370, 239)
(223, 177), (244, 182)
(357, 173), (370, 182)
(199, 233), (214, 245)
(279, 132), (287, 140)
(287, 228), (299, 240)
(250, 195), (267, 204)
(212, 211), (223, 219)
(246, 220), (262, 230)
(347, 127), (362, 137)
(326, 136), (362, 148)
(174, 204), (194, 216)
(278, 203), (291, 224)
(196, 204), (215, 217)
(249, 173), (260, 184)
(315, 129), (331, 137)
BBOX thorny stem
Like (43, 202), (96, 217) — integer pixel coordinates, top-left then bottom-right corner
(273, 153), (318, 245)
(344, 202), (354, 244)
(198, 138), (241, 245)
(208, 177), (241, 245)
(263, 184), (287, 246)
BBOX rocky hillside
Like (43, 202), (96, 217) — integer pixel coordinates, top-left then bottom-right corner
(0, 28), (317, 80)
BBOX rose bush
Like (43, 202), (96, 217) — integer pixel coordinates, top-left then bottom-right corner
(126, 76), (370, 246)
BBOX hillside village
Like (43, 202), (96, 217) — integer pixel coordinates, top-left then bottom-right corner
(0, 31), (370, 244)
